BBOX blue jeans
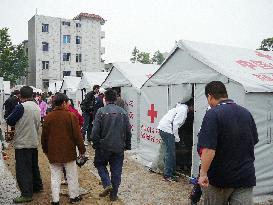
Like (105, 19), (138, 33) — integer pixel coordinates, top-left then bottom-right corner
(82, 112), (92, 141)
(94, 149), (124, 197)
(159, 130), (176, 178)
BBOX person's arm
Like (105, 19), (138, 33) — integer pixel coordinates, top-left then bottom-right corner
(6, 104), (24, 126)
(125, 115), (132, 150)
(172, 105), (187, 142)
(41, 120), (49, 155)
(197, 110), (218, 187)
(91, 110), (102, 148)
(199, 148), (215, 187)
(250, 115), (259, 145)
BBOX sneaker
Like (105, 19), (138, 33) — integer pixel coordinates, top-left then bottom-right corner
(109, 193), (118, 201)
(13, 196), (33, 203)
(99, 185), (113, 197)
(163, 176), (178, 182)
(51, 202), (59, 205)
(84, 140), (89, 146)
(70, 195), (82, 204)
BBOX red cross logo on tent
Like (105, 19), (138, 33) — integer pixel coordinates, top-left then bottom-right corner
(148, 104), (157, 123)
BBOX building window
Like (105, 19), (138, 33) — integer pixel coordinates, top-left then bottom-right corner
(63, 35), (71, 44)
(76, 36), (81, 44)
(42, 42), (49, 51)
(76, 71), (82, 77)
(63, 53), (71, 61)
(42, 79), (49, 89)
(76, 54), (82, 62)
(62, 21), (70, 26)
(76, 23), (81, 28)
(63, 71), (71, 77)
(42, 61), (49, 70)
(42, 24), (49, 32)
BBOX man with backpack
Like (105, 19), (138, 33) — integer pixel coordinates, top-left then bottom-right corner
(81, 85), (100, 144)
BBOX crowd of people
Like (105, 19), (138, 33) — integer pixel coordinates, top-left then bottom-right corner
(1, 81), (258, 205)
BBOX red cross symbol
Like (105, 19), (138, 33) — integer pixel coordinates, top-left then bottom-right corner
(148, 104), (157, 123)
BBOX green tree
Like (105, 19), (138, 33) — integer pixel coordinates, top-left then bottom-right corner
(151, 50), (165, 65)
(137, 52), (151, 64)
(0, 28), (27, 84)
(258, 37), (273, 51)
(130, 46), (139, 63)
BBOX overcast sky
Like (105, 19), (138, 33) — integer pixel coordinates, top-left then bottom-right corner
(1, 0), (273, 63)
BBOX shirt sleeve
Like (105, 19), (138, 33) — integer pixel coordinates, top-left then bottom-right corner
(197, 109), (219, 150)
(6, 104), (24, 126)
(250, 114), (259, 145)
(172, 105), (188, 142)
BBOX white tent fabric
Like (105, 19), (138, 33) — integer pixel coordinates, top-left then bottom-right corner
(102, 62), (160, 149)
(79, 72), (109, 91)
(48, 81), (62, 93)
(103, 62), (159, 91)
(61, 76), (81, 92)
(146, 40), (273, 93)
(142, 40), (273, 202)
(3, 81), (10, 95)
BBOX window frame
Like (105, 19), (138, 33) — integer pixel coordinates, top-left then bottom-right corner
(63, 35), (71, 44)
(42, 23), (49, 32)
(42, 42), (49, 51)
(63, 53), (71, 61)
(76, 36), (81, 44)
(76, 54), (82, 63)
(42, 61), (49, 70)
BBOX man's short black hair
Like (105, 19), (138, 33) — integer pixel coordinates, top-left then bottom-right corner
(104, 88), (117, 102)
(20, 86), (33, 99)
(13, 90), (20, 96)
(185, 98), (194, 107)
(205, 81), (228, 99)
(54, 93), (69, 106)
(93, 85), (100, 91)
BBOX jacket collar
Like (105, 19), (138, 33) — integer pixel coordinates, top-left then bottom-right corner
(54, 106), (68, 111)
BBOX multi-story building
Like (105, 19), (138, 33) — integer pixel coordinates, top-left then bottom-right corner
(27, 13), (105, 89)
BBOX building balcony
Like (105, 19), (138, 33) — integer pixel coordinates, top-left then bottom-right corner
(101, 31), (105, 39)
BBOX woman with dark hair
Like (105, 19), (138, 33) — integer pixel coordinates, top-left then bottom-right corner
(67, 99), (84, 128)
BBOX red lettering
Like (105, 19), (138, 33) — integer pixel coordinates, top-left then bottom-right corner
(256, 51), (273, 60)
(236, 60), (257, 70)
(128, 112), (134, 119)
(253, 74), (273, 81)
(250, 60), (273, 69)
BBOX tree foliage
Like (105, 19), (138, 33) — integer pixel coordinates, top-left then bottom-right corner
(130, 47), (165, 65)
(258, 37), (273, 51)
(0, 28), (27, 84)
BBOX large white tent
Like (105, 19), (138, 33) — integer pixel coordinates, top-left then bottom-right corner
(142, 40), (273, 202)
(102, 62), (160, 149)
(78, 71), (109, 102)
(48, 81), (62, 94)
(60, 76), (81, 110)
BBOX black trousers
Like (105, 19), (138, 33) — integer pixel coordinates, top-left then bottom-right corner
(15, 148), (43, 197)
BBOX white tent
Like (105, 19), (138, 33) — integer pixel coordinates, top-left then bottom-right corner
(78, 72), (109, 107)
(3, 81), (10, 95)
(48, 81), (62, 94)
(0, 78), (4, 121)
(60, 76), (81, 110)
(142, 40), (273, 202)
(102, 62), (160, 149)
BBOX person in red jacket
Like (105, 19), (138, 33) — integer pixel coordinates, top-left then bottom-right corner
(67, 99), (84, 128)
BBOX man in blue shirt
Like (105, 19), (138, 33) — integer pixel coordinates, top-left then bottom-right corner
(198, 81), (258, 205)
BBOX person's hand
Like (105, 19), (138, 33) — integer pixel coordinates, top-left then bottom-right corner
(198, 173), (209, 188)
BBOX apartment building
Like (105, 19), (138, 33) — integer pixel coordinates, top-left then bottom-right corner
(27, 13), (105, 89)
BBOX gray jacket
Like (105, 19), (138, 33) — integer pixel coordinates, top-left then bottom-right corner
(91, 103), (131, 153)
(7, 100), (41, 149)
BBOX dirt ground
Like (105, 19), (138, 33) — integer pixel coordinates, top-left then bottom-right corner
(4, 144), (124, 205)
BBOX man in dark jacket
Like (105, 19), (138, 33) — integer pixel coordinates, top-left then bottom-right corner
(4, 90), (20, 119)
(81, 85), (99, 143)
(92, 88), (131, 201)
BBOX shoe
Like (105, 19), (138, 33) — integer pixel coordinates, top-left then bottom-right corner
(13, 196), (33, 203)
(51, 202), (59, 205)
(70, 195), (82, 204)
(33, 187), (44, 193)
(163, 176), (178, 182)
(110, 193), (118, 201)
(99, 185), (113, 197)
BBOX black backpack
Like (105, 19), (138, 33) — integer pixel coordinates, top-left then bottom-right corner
(80, 92), (95, 113)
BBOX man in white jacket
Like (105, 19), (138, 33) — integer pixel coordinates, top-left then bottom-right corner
(157, 98), (194, 182)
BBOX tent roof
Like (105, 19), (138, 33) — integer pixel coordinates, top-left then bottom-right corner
(48, 81), (62, 93)
(61, 76), (81, 92)
(103, 62), (159, 90)
(79, 72), (109, 89)
(147, 40), (273, 93)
